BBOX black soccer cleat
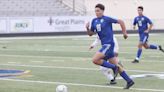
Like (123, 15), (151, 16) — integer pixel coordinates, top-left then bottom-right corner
(159, 45), (164, 53)
(132, 59), (139, 63)
(110, 79), (117, 85)
(124, 81), (135, 89)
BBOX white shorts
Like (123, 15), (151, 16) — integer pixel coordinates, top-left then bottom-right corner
(113, 37), (119, 53)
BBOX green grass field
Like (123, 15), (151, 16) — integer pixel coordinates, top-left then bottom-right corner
(0, 34), (164, 92)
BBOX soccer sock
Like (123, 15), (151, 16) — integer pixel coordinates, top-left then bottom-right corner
(148, 44), (158, 49)
(100, 67), (113, 81)
(136, 48), (142, 60)
(120, 71), (132, 83)
(107, 73), (114, 81)
(101, 60), (116, 69)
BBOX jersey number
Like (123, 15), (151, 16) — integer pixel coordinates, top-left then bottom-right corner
(96, 24), (101, 32)
(138, 20), (142, 27)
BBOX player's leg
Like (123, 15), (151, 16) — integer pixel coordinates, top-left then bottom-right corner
(100, 66), (114, 80)
(142, 34), (158, 49)
(132, 33), (145, 63)
(96, 43), (119, 84)
(92, 45), (117, 70)
(99, 54), (118, 85)
(159, 45), (164, 52)
(92, 48), (119, 85)
(132, 42), (143, 63)
(106, 38), (123, 84)
(142, 33), (164, 52)
(114, 46), (123, 67)
(145, 44), (157, 49)
(109, 56), (119, 81)
(102, 52), (121, 85)
(109, 57), (134, 89)
(103, 43), (134, 89)
(113, 38), (123, 67)
(99, 66), (116, 84)
(107, 52), (119, 84)
(143, 43), (164, 53)
(96, 43), (120, 80)
(99, 55), (119, 85)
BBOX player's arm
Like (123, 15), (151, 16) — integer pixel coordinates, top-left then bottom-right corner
(86, 22), (95, 36)
(145, 23), (153, 33)
(133, 18), (137, 30)
(89, 36), (99, 50)
(108, 17), (128, 39)
(117, 19), (128, 39)
(148, 24), (153, 30)
(145, 17), (153, 33)
(133, 25), (136, 30)
(145, 24), (153, 33)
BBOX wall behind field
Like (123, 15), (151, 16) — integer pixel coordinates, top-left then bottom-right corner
(85, 0), (164, 30)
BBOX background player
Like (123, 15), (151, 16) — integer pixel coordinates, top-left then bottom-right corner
(86, 4), (134, 89)
(132, 6), (164, 63)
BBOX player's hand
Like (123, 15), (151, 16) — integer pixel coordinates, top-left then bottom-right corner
(89, 46), (94, 50)
(123, 34), (128, 39)
(86, 22), (90, 30)
(144, 30), (149, 33)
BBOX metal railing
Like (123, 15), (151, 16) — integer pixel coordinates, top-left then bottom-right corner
(59, 0), (86, 15)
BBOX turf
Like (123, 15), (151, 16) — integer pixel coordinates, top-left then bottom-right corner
(0, 34), (164, 92)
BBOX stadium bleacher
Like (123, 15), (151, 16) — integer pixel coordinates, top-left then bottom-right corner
(0, 0), (163, 34)
(0, 0), (85, 16)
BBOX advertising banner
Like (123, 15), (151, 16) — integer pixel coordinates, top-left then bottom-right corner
(9, 18), (34, 33)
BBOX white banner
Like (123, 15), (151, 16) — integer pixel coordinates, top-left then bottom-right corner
(0, 16), (163, 34)
(34, 16), (92, 32)
(0, 19), (7, 33)
(0, 16), (92, 33)
(10, 18), (34, 33)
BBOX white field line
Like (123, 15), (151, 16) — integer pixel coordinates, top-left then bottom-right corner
(0, 54), (163, 63)
(0, 48), (163, 55)
(0, 54), (89, 59)
(0, 78), (164, 92)
(30, 61), (45, 63)
(0, 63), (164, 74)
(0, 34), (160, 40)
(7, 62), (19, 64)
(0, 47), (163, 55)
(120, 58), (164, 63)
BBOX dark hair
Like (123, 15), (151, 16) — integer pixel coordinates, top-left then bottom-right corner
(138, 6), (144, 11)
(95, 4), (105, 11)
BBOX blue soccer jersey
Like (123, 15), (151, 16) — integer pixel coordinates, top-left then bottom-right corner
(133, 15), (153, 43)
(91, 16), (118, 45)
(90, 16), (118, 59)
(133, 15), (153, 34)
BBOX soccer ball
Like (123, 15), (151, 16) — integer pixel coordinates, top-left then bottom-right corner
(56, 85), (68, 92)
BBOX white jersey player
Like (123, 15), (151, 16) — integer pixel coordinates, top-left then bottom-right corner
(89, 36), (120, 85)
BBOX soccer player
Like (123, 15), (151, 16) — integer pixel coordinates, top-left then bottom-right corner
(89, 36), (122, 85)
(132, 6), (164, 63)
(86, 4), (134, 89)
